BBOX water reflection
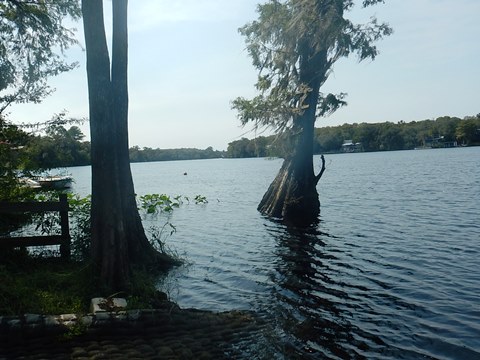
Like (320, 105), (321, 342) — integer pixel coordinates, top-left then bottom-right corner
(262, 222), (386, 359)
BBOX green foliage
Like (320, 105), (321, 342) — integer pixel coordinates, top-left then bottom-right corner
(0, 253), (172, 316)
(30, 192), (62, 235)
(0, 0), (81, 112)
(0, 189), (209, 315)
(456, 116), (480, 145)
(227, 137), (271, 158)
(26, 193), (208, 261)
(0, 117), (33, 200)
(146, 223), (177, 256)
(0, 255), (94, 315)
(4, 115), (222, 168)
(193, 195), (208, 204)
(125, 268), (171, 310)
(137, 193), (207, 258)
(68, 194), (92, 261)
(139, 193), (208, 213)
(0, 116), (88, 238)
(23, 120), (90, 170)
(233, 0), (392, 132)
(2, 105), (210, 313)
(226, 116), (480, 157)
(139, 194), (182, 214)
(0, 116), (36, 234)
(4, 140), (223, 168)
(20, 192), (92, 260)
(62, 319), (89, 339)
(129, 146), (225, 163)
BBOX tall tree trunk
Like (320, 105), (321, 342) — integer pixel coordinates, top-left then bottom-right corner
(110, 0), (166, 266)
(82, 0), (129, 291)
(82, 0), (177, 291)
(258, 49), (327, 227)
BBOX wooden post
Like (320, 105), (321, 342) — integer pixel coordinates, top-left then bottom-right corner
(0, 194), (71, 259)
(59, 194), (71, 259)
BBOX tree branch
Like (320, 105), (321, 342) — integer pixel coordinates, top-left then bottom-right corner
(314, 154), (326, 185)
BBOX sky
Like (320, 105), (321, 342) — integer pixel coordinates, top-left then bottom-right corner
(7, 0), (480, 151)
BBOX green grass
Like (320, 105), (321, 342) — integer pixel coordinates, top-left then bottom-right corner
(0, 252), (95, 315)
(0, 250), (165, 316)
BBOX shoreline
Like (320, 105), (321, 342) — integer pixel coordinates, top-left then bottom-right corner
(0, 301), (266, 359)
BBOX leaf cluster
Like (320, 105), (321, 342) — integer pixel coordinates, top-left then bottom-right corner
(139, 194), (184, 214)
(0, 0), (81, 113)
(139, 194), (209, 215)
(233, 0), (392, 132)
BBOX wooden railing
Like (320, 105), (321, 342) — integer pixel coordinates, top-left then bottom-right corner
(0, 194), (70, 259)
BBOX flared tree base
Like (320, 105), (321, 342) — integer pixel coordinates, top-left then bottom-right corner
(258, 158), (321, 227)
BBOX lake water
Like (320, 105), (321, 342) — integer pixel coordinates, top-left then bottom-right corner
(68, 147), (480, 359)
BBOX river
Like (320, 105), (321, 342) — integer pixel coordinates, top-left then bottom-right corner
(68, 147), (480, 359)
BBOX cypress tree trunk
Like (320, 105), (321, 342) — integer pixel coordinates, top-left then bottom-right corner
(257, 109), (325, 227)
(82, 0), (177, 291)
(82, 0), (129, 291)
(258, 48), (327, 227)
(110, 0), (173, 267)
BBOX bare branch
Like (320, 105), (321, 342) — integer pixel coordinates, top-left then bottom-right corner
(314, 154), (326, 185)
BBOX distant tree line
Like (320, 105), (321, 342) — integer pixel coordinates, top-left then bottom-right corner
(4, 115), (479, 170)
(128, 146), (225, 163)
(226, 115), (480, 158)
(2, 120), (229, 170)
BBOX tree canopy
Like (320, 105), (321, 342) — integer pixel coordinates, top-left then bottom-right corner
(232, 0), (392, 133)
(0, 0), (80, 113)
(23, 124), (90, 169)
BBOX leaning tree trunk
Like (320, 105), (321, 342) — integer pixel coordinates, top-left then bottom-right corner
(258, 48), (327, 227)
(83, 0), (177, 291)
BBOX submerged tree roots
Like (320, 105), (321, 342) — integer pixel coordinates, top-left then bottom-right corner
(258, 155), (325, 227)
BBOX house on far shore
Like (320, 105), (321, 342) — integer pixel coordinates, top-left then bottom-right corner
(423, 136), (458, 148)
(342, 140), (362, 153)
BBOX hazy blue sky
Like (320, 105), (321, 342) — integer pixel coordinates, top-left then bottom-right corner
(8, 0), (480, 150)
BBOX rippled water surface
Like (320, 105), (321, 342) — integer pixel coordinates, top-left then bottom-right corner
(69, 148), (480, 359)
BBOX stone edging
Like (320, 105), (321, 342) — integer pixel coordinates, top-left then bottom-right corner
(0, 310), (165, 334)
(0, 307), (178, 338)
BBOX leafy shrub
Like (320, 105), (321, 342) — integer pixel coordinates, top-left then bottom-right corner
(68, 194), (92, 261)
(27, 192), (207, 261)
